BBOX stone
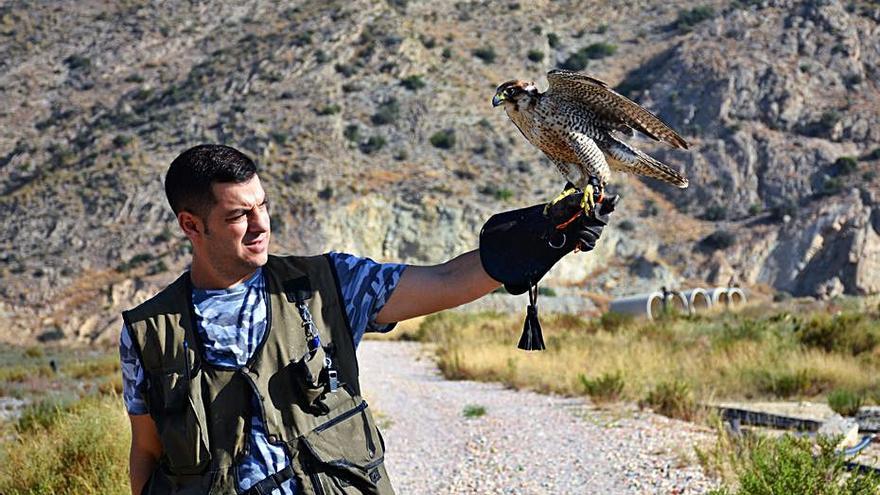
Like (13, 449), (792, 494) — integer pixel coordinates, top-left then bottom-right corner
(818, 414), (860, 448)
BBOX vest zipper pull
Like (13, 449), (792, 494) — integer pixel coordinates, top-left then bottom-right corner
(183, 339), (191, 380)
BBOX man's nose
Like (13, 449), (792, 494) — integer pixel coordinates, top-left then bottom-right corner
(249, 209), (270, 232)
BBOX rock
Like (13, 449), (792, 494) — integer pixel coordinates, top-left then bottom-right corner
(818, 414), (860, 448)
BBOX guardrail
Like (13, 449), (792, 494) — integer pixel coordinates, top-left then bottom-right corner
(609, 287), (747, 320)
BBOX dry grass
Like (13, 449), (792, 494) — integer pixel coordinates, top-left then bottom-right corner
(411, 299), (880, 418)
(0, 394), (130, 495)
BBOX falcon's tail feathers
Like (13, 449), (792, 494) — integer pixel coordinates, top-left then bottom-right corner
(634, 149), (689, 188)
(607, 139), (689, 188)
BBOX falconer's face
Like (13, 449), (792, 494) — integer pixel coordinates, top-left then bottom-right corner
(198, 175), (271, 278)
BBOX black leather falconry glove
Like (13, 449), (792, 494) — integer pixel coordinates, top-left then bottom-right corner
(479, 192), (618, 350)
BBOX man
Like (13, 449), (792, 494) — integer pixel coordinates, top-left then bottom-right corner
(120, 144), (614, 495)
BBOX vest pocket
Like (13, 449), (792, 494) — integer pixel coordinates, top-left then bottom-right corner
(299, 400), (389, 494)
(150, 370), (211, 475)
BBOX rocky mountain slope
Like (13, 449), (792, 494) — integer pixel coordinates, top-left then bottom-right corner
(0, 0), (878, 345)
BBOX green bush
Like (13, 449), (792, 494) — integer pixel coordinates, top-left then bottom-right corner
(63, 54), (91, 70)
(462, 404), (486, 418)
(819, 177), (844, 196)
(537, 286), (556, 297)
(371, 98), (400, 125)
(343, 124), (360, 142)
(429, 130), (456, 149)
(477, 184), (513, 201)
(270, 131), (289, 144)
(827, 389), (864, 416)
(580, 371), (625, 402)
(641, 380), (698, 420)
(700, 230), (737, 251)
(527, 49), (543, 62)
(796, 312), (880, 356)
(752, 368), (823, 398)
(400, 74), (426, 91)
(704, 204), (728, 221)
(316, 104), (341, 115)
(547, 32), (560, 48)
(834, 156), (858, 175)
(559, 50), (590, 71)
(708, 434), (880, 495)
(472, 46), (496, 64)
(359, 136), (386, 154)
(674, 6), (715, 32)
(581, 42), (617, 59)
(863, 148), (880, 161)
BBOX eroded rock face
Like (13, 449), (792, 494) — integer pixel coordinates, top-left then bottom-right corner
(762, 190), (880, 297)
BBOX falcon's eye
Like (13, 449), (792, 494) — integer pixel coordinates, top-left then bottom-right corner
(504, 88), (515, 97)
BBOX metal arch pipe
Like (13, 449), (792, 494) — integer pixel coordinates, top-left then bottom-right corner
(681, 288), (712, 314)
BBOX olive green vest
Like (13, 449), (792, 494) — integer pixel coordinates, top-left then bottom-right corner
(123, 254), (395, 495)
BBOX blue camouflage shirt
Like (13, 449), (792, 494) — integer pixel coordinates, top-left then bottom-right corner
(119, 252), (406, 494)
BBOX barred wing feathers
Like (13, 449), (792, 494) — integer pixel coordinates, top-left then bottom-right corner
(546, 69), (689, 150)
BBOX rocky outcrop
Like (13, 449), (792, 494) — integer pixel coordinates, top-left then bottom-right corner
(0, 0), (878, 344)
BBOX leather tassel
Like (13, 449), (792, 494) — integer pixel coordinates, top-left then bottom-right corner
(518, 284), (546, 351)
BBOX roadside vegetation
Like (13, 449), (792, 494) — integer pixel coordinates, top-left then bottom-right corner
(407, 297), (880, 492)
(409, 297), (880, 420)
(699, 419), (880, 494)
(0, 345), (127, 494)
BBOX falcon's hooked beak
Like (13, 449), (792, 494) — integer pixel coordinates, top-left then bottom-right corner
(492, 92), (505, 107)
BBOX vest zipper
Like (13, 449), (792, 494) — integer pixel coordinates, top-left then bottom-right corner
(313, 400), (367, 433)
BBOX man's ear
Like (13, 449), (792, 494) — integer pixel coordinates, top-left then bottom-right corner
(178, 211), (204, 241)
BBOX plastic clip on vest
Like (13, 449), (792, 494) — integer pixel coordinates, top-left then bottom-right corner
(479, 191), (617, 350)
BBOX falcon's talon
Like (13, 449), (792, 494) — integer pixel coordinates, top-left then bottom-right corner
(580, 183), (597, 215)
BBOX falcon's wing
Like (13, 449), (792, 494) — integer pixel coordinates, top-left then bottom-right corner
(546, 69), (689, 150)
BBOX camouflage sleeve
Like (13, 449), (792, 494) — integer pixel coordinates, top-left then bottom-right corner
(119, 323), (148, 415)
(329, 252), (407, 347)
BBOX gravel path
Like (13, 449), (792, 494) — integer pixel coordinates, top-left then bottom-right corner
(357, 341), (716, 494)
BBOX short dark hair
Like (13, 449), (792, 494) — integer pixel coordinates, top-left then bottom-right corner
(165, 144), (257, 217)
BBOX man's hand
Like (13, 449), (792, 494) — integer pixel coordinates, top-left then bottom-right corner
(479, 192), (618, 295)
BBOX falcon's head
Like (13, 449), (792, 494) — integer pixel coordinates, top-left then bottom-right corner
(492, 80), (539, 111)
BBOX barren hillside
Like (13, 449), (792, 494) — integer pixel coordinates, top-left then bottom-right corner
(0, 0), (878, 345)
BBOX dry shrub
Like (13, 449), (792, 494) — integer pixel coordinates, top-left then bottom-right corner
(0, 395), (130, 495)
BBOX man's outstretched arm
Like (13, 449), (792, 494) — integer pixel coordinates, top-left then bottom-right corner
(375, 192), (616, 325)
(375, 250), (499, 324)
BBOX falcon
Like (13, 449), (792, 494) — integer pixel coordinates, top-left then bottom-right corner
(492, 69), (689, 213)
